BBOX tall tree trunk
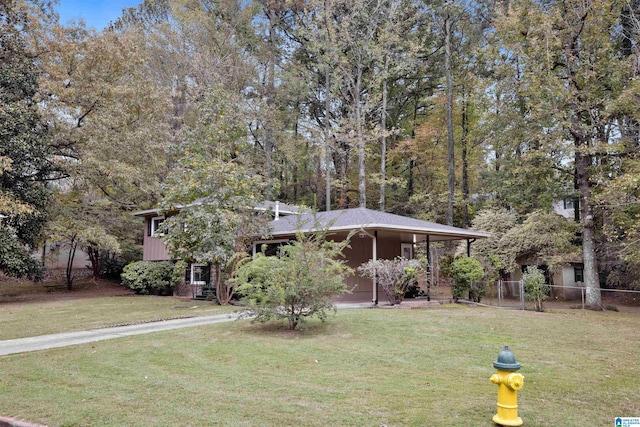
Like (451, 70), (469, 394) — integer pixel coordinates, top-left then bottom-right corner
(576, 150), (601, 306)
(461, 89), (469, 227)
(409, 100), (418, 199)
(66, 236), (78, 291)
(88, 246), (100, 280)
(445, 9), (455, 226)
(325, 68), (332, 211)
(263, 7), (277, 200)
(564, 7), (601, 307)
(356, 63), (366, 208)
(494, 92), (502, 172)
(380, 55), (389, 211)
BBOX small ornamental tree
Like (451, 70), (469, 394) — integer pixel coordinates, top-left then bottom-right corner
(451, 256), (485, 302)
(234, 226), (353, 330)
(46, 192), (121, 290)
(358, 258), (423, 305)
(522, 265), (549, 312)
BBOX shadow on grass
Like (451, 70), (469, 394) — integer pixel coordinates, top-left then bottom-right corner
(239, 317), (336, 338)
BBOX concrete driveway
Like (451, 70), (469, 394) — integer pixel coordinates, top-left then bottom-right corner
(0, 313), (239, 356)
(0, 303), (375, 356)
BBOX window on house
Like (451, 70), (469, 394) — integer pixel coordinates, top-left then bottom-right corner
(401, 243), (413, 260)
(191, 264), (207, 285)
(150, 216), (165, 236)
(574, 266), (584, 283)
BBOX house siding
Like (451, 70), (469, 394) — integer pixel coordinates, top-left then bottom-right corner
(336, 232), (406, 303)
(142, 217), (171, 261)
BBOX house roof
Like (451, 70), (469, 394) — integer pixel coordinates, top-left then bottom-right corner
(268, 207), (490, 242)
(132, 200), (300, 217)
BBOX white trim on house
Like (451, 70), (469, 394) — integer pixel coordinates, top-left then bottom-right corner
(190, 263), (207, 285)
(150, 216), (165, 236)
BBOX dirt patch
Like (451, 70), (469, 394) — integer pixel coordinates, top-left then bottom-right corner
(0, 277), (133, 304)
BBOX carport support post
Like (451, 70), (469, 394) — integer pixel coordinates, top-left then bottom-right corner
(426, 235), (431, 301)
(373, 230), (378, 305)
(467, 239), (471, 257)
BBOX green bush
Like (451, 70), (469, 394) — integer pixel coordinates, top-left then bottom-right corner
(234, 230), (353, 330)
(522, 266), (549, 312)
(451, 256), (485, 302)
(121, 261), (181, 295)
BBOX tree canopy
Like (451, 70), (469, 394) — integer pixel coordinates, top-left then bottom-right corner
(0, 0), (57, 278)
(2, 0), (640, 300)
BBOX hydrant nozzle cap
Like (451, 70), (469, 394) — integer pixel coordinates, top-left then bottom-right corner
(493, 345), (521, 371)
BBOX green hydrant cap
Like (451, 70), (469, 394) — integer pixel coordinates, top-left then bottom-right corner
(493, 346), (521, 371)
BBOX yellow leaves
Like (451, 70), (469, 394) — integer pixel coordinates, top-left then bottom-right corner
(0, 156), (12, 174)
(0, 191), (36, 217)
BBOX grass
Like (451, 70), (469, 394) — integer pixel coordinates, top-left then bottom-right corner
(0, 276), (105, 298)
(0, 293), (235, 340)
(0, 304), (638, 426)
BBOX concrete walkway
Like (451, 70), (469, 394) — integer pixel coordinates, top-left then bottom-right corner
(0, 303), (376, 357)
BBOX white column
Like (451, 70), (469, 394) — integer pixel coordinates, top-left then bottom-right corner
(373, 231), (378, 305)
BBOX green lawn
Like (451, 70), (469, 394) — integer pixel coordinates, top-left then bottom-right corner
(0, 304), (638, 426)
(0, 295), (233, 340)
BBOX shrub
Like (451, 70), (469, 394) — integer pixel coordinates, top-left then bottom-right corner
(121, 261), (182, 295)
(451, 256), (485, 302)
(522, 266), (549, 312)
(234, 230), (353, 330)
(358, 258), (423, 305)
(100, 244), (142, 281)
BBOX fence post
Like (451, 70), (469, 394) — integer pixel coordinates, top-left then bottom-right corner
(520, 280), (525, 310)
(498, 280), (502, 307)
(581, 286), (585, 311)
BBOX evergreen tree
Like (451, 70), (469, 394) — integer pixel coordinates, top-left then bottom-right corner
(0, 0), (55, 278)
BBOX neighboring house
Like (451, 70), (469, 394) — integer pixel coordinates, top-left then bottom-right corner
(552, 198), (579, 221)
(502, 199), (584, 299)
(133, 200), (300, 298)
(508, 253), (585, 300)
(39, 244), (91, 279)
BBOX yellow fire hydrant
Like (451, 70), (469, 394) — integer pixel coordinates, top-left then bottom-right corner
(490, 346), (524, 426)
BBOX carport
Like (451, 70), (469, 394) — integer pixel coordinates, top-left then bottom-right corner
(256, 207), (490, 304)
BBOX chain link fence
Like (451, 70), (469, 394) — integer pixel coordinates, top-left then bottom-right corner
(479, 280), (640, 310)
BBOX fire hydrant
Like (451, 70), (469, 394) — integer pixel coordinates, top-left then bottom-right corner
(490, 346), (524, 426)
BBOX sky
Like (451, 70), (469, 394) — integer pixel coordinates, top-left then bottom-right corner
(56, 0), (142, 30)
